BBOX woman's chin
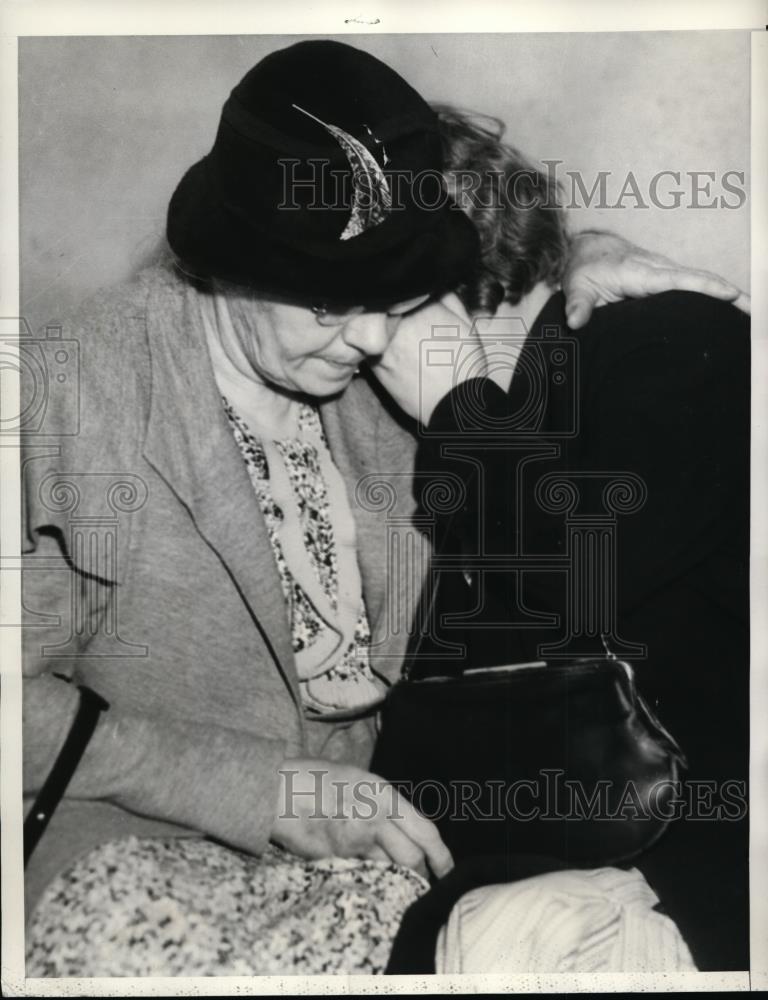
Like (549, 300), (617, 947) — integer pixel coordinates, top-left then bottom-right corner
(300, 367), (358, 398)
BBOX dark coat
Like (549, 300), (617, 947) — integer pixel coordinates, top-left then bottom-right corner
(409, 290), (750, 970)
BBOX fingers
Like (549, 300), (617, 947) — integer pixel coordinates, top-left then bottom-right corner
(272, 761), (454, 880)
(564, 293), (595, 330)
(365, 844), (391, 864)
(375, 822), (430, 879)
(733, 291), (751, 316)
(562, 266), (605, 329)
(383, 788), (454, 879)
(564, 263), (742, 331)
(639, 265), (740, 300)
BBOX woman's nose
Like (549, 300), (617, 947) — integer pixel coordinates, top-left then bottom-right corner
(340, 312), (395, 358)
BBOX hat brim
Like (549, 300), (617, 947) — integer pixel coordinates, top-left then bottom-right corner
(166, 155), (480, 308)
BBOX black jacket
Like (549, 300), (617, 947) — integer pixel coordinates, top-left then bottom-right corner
(392, 290), (750, 971)
(415, 289), (749, 781)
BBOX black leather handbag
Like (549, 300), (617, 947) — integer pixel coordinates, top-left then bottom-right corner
(371, 652), (688, 867)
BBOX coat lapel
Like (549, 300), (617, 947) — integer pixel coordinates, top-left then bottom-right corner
(141, 266), (431, 702)
(141, 270), (301, 711)
(319, 378), (386, 627)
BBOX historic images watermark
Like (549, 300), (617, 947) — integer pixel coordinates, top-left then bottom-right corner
(278, 161), (747, 213)
(539, 162), (747, 211)
(276, 769), (748, 823)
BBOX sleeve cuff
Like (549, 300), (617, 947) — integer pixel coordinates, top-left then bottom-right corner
(118, 711), (288, 856)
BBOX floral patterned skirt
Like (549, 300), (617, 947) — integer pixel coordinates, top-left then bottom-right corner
(26, 836), (430, 977)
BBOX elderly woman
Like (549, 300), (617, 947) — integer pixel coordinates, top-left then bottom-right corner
(374, 106), (749, 973)
(21, 40), (743, 976)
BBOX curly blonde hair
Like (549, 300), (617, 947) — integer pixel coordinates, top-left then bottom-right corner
(434, 104), (569, 313)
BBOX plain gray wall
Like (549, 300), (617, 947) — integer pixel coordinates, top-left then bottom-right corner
(19, 32), (750, 332)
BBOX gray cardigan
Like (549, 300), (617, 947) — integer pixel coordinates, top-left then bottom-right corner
(21, 263), (430, 915)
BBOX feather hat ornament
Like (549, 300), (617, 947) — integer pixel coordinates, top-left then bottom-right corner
(292, 103), (392, 241)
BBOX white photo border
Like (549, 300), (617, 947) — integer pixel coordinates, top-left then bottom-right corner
(1, 1), (766, 995)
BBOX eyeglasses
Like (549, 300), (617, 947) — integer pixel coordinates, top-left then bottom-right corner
(310, 294), (431, 327)
(310, 303), (365, 327)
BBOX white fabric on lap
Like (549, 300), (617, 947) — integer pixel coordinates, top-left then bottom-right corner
(435, 866), (696, 973)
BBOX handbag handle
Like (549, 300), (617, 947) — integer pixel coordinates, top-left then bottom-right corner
(24, 679), (109, 866)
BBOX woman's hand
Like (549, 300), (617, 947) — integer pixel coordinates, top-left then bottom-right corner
(369, 292), (488, 425)
(269, 757), (454, 880)
(562, 230), (743, 329)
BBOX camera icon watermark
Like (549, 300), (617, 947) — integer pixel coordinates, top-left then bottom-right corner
(417, 317), (579, 438)
(0, 317), (79, 436)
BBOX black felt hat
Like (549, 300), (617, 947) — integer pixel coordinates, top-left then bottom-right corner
(166, 40), (479, 307)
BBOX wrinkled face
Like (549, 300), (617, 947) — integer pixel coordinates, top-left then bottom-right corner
(224, 288), (431, 397)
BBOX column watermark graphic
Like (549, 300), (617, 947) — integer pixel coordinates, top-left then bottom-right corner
(1, 316), (149, 657)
